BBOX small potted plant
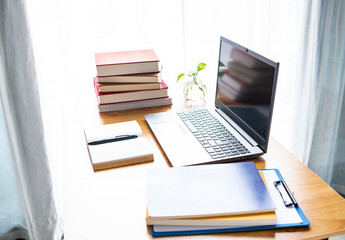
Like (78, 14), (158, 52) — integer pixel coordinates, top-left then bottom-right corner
(177, 62), (207, 101)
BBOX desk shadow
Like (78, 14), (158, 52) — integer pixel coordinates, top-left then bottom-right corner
(98, 105), (173, 124)
(254, 157), (266, 169)
(192, 157), (266, 169)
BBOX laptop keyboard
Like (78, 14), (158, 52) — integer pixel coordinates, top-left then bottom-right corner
(177, 109), (250, 159)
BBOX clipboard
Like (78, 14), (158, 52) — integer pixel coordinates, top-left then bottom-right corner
(151, 169), (310, 237)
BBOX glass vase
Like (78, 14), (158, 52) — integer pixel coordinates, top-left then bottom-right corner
(183, 79), (207, 101)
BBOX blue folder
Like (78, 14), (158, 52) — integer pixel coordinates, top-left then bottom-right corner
(151, 169), (310, 237)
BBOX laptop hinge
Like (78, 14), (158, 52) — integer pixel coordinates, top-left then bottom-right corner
(216, 108), (259, 147)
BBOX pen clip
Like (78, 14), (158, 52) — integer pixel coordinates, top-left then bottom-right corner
(114, 134), (138, 140)
(274, 180), (298, 207)
(115, 134), (130, 139)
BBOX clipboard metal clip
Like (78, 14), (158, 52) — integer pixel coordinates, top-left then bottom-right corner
(274, 180), (298, 207)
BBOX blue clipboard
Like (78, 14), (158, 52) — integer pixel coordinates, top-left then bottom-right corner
(151, 169), (310, 237)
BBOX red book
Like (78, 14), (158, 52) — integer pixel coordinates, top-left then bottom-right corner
(93, 77), (169, 104)
(95, 49), (160, 77)
(97, 98), (172, 112)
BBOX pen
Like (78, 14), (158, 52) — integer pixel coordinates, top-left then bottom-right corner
(88, 134), (138, 145)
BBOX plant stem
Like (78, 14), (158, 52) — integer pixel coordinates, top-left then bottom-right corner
(193, 77), (198, 85)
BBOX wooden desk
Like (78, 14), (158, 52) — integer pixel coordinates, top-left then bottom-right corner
(63, 100), (345, 240)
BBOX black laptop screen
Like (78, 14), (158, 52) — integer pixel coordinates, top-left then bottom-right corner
(215, 37), (279, 152)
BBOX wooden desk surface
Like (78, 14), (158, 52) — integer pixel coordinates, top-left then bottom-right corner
(63, 98), (345, 240)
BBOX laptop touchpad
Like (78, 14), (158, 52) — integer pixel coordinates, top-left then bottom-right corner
(151, 119), (209, 166)
(155, 121), (187, 138)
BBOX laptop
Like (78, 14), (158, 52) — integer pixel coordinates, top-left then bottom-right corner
(145, 36), (279, 167)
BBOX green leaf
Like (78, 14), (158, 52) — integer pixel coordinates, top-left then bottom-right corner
(177, 73), (185, 82)
(187, 71), (196, 77)
(219, 61), (225, 67)
(197, 62), (207, 72)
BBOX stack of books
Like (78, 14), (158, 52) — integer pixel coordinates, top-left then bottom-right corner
(146, 162), (277, 232)
(94, 49), (172, 112)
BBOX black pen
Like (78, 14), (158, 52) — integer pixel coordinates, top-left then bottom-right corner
(88, 134), (138, 145)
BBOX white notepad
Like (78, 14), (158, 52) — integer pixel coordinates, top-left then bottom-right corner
(84, 121), (153, 170)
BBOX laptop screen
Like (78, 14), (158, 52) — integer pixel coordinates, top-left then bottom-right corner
(215, 37), (279, 152)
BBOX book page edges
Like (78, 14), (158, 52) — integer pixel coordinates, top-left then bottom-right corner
(93, 153), (153, 170)
(88, 137), (153, 166)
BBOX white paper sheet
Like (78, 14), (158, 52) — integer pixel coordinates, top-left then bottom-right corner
(262, 170), (302, 225)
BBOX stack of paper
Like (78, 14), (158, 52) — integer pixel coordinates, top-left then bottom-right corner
(146, 162), (309, 237)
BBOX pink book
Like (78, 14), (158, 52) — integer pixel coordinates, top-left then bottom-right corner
(95, 49), (159, 66)
(95, 49), (160, 76)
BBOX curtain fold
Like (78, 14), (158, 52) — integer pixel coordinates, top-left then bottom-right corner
(0, 93), (28, 240)
(0, 0), (63, 239)
(305, 0), (345, 194)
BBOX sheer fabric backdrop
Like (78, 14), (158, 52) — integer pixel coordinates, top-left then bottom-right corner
(303, 1), (345, 194)
(0, 78), (28, 240)
(0, 0), (63, 239)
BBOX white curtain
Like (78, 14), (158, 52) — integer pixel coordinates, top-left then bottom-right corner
(0, 89), (28, 240)
(0, 0), (63, 239)
(9, 1), (341, 239)
(259, 0), (345, 195)
(181, 0), (345, 194)
(302, 0), (345, 194)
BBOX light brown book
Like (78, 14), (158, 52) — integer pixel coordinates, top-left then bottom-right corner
(95, 49), (160, 76)
(96, 80), (162, 93)
(97, 72), (161, 83)
(94, 77), (168, 104)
